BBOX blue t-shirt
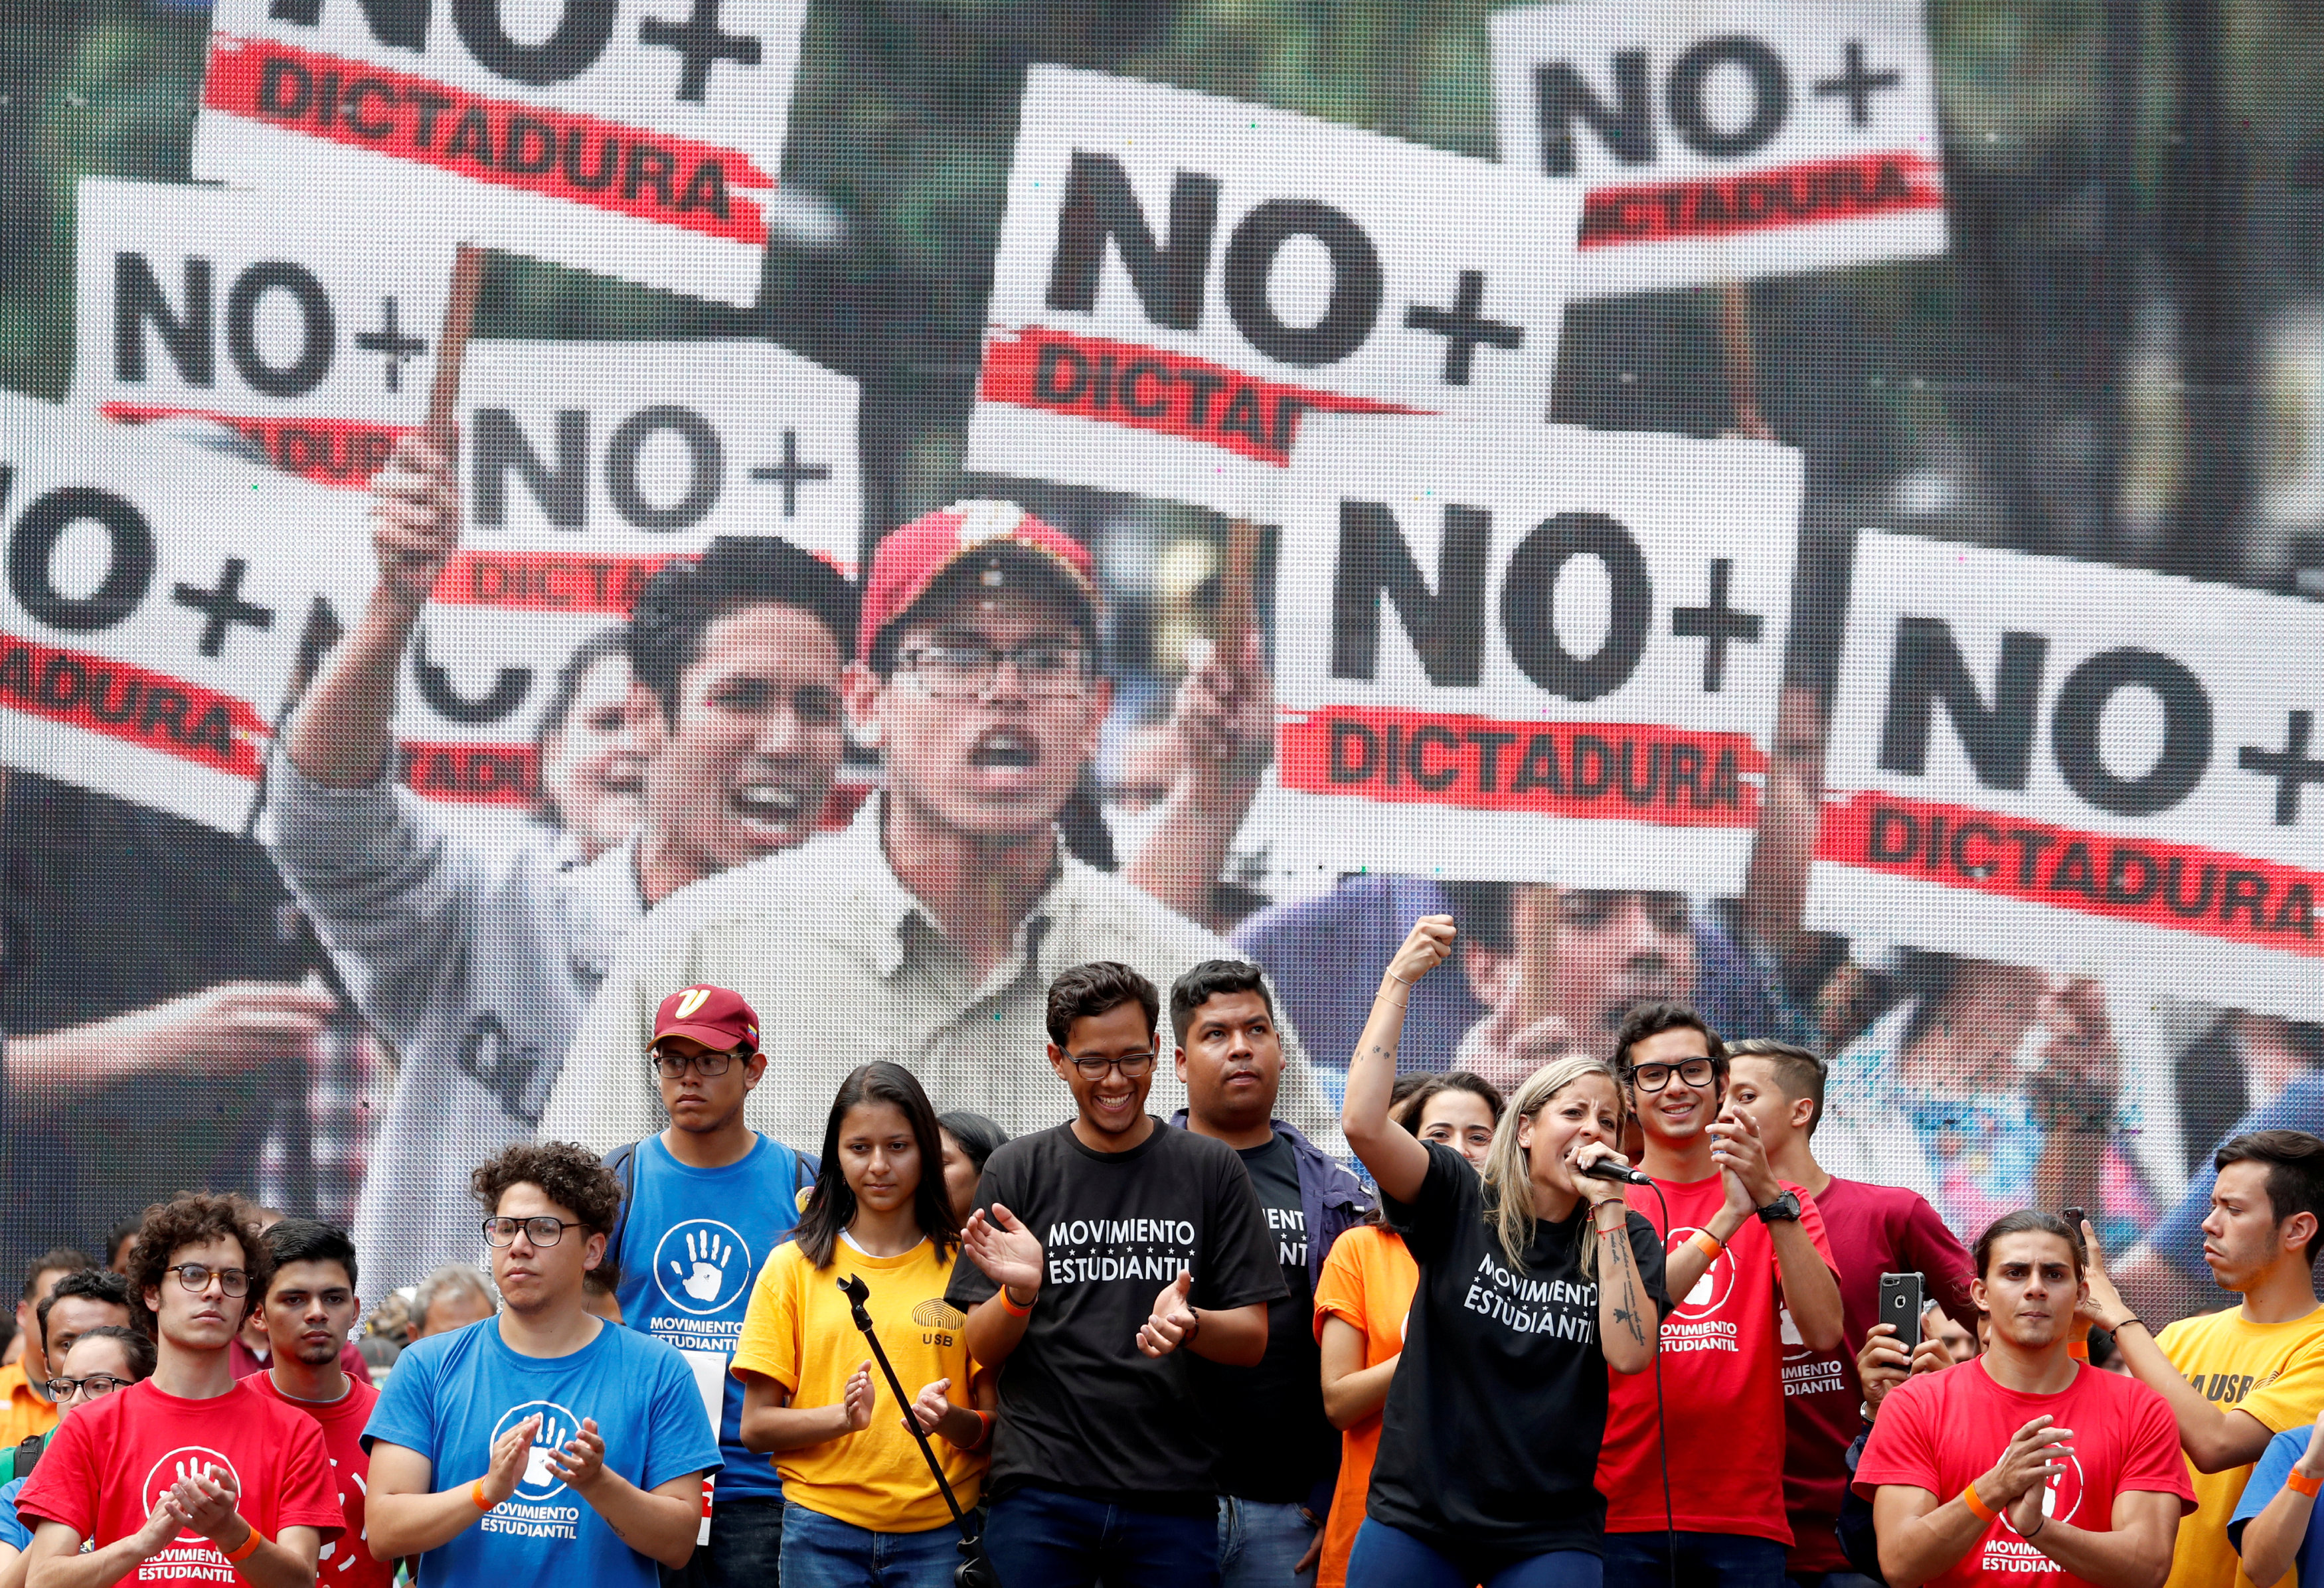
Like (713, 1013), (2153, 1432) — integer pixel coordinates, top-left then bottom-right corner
(0, 1474), (27, 1551)
(608, 1133), (809, 1502)
(2229, 1424), (2324, 1583)
(364, 1317), (720, 1588)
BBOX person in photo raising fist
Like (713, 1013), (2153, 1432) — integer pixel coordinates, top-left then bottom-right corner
(1339, 917), (1669, 1588)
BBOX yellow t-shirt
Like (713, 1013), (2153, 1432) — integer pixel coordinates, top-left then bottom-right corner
(0, 1359), (58, 1447)
(2157, 1303), (2324, 1588)
(730, 1235), (984, 1533)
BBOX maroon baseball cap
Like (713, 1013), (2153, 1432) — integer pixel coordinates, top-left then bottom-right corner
(651, 985), (760, 1052)
(857, 499), (1100, 663)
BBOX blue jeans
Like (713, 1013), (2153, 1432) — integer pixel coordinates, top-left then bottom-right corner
(983, 1484), (1220, 1588)
(1601, 1532), (1789, 1588)
(663, 1494), (784, 1588)
(1218, 1497), (1318, 1587)
(1347, 1520), (1602, 1588)
(778, 1500), (961, 1588)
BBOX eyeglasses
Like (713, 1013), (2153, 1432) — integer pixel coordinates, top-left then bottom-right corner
(647, 1046), (745, 1078)
(898, 640), (1092, 700)
(1066, 1052), (1156, 1079)
(46, 1374), (127, 1401)
(1625, 1058), (1719, 1093)
(170, 1263), (250, 1297)
(481, 1216), (586, 1247)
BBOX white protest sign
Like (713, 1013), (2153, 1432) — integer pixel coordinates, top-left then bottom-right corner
(0, 392), (364, 831)
(393, 337), (858, 805)
(191, 0), (809, 306)
(1807, 533), (2324, 1022)
(1491, 0), (1946, 297)
(1264, 410), (1801, 892)
(966, 64), (1586, 518)
(72, 177), (459, 489)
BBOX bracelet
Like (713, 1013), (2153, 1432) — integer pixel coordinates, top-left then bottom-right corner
(1382, 969), (1413, 987)
(222, 1525), (267, 1563)
(1596, 1218), (1628, 1238)
(2023, 1511), (2047, 1540)
(1962, 1482), (1998, 1524)
(971, 1409), (996, 1448)
(2111, 1314), (2147, 1336)
(471, 1478), (495, 1512)
(2289, 1469), (2323, 1500)
(999, 1287), (1035, 1316)
(1691, 1230), (1724, 1259)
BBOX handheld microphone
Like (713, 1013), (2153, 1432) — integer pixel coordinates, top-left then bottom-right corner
(1578, 1156), (1653, 1186)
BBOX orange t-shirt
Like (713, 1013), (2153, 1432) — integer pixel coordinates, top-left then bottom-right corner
(1311, 1224), (1420, 1588)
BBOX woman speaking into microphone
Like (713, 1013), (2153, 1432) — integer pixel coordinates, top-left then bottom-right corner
(1339, 916), (1671, 1588)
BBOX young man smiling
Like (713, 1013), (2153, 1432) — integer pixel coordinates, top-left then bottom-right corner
(602, 986), (813, 1588)
(1168, 960), (1370, 1588)
(944, 961), (1286, 1588)
(240, 1220), (392, 1588)
(365, 1143), (721, 1588)
(269, 439), (856, 1292)
(554, 502), (1341, 1157)
(1595, 1004), (1844, 1588)
(1859, 1212), (2191, 1588)
(2076, 1130), (2324, 1588)
(17, 1196), (342, 1588)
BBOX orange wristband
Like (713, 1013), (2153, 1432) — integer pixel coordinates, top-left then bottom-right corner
(999, 1288), (1034, 1317)
(2066, 1340), (2090, 1362)
(2289, 1469), (2323, 1500)
(1963, 1482), (1999, 1524)
(471, 1479), (495, 1512)
(1691, 1231), (1724, 1259)
(221, 1525), (266, 1564)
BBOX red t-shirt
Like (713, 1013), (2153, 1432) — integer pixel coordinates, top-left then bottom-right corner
(1596, 1175), (1837, 1544)
(1781, 1176), (1978, 1571)
(17, 1378), (344, 1588)
(240, 1372), (392, 1588)
(1854, 1359), (2195, 1588)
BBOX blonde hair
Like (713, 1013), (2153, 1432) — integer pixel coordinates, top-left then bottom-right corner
(1481, 1054), (1625, 1276)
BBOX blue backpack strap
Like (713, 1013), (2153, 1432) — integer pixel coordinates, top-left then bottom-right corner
(602, 1140), (642, 1269)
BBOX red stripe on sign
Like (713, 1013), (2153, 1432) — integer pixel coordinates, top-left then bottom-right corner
(979, 326), (1423, 465)
(400, 741), (538, 806)
(430, 550), (683, 614)
(202, 35), (773, 246)
(1815, 791), (2323, 959)
(1579, 153), (1945, 248)
(1279, 706), (1762, 826)
(101, 403), (412, 489)
(0, 636), (267, 779)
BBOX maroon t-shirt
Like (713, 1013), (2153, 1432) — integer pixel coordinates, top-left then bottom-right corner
(1780, 1175), (1977, 1571)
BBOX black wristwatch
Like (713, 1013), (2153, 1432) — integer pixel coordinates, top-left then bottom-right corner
(1756, 1190), (1802, 1224)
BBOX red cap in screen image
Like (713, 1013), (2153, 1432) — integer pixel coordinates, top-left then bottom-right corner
(858, 499), (1101, 663)
(652, 985), (760, 1052)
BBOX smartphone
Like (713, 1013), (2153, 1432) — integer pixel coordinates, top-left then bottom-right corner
(2062, 1206), (2088, 1259)
(1880, 1271), (1926, 1353)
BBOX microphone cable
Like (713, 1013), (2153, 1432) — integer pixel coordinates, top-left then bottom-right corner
(1645, 1181), (1676, 1588)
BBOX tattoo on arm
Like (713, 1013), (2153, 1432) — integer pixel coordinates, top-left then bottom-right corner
(1610, 1233), (1649, 1348)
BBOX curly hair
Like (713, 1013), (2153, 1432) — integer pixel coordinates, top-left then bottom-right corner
(125, 1194), (271, 1337)
(471, 1142), (623, 1289)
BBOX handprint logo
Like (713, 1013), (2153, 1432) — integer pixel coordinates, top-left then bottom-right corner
(142, 1449), (240, 1542)
(653, 1220), (752, 1316)
(1667, 1230), (1735, 1319)
(492, 1402), (582, 1500)
(677, 1230), (732, 1303)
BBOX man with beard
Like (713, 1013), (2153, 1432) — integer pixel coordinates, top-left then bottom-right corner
(548, 501), (1340, 1154)
(266, 439), (855, 1291)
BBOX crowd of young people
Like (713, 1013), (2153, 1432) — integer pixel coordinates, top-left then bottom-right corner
(5, 919), (2324, 1588)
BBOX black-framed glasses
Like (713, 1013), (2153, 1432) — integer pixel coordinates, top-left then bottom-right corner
(1625, 1058), (1719, 1093)
(481, 1216), (585, 1247)
(47, 1374), (127, 1401)
(648, 1046), (744, 1079)
(898, 639), (1092, 700)
(1067, 1052), (1156, 1079)
(171, 1263), (250, 1297)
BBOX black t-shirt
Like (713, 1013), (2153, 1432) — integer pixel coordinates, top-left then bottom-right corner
(1190, 1131), (1337, 1502)
(1366, 1141), (1672, 1556)
(945, 1117), (1287, 1510)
